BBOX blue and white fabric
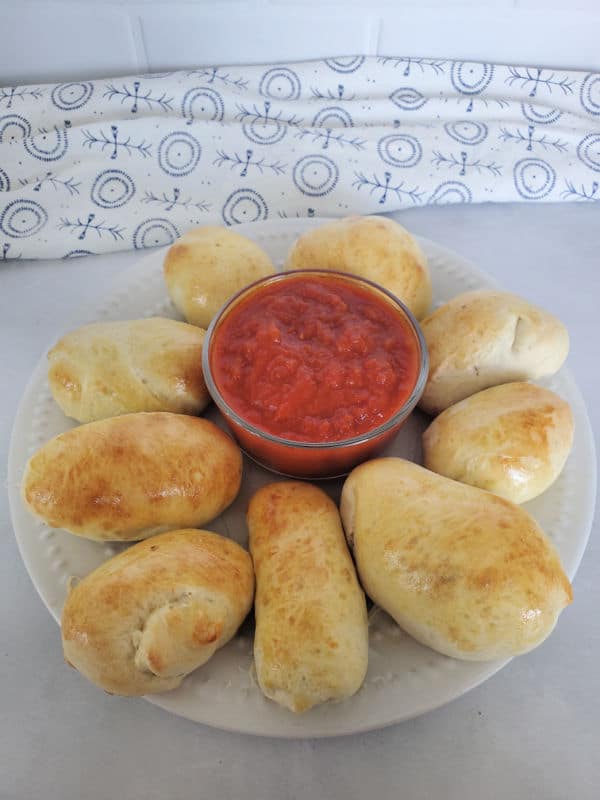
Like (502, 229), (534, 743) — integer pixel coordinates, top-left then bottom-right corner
(0, 56), (599, 261)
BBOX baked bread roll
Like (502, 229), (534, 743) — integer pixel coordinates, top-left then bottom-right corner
(62, 529), (254, 695)
(164, 226), (275, 328)
(284, 216), (431, 320)
(22, 412), (242, 541)
(248, 481), (368, 712)
(340, 458), (572, 661)
(48, 317), (209, 423)
(419, 290), (569, 415)
(423, 382), (574, 504)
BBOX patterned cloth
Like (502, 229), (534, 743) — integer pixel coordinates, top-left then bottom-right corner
(0, 56), (599, 261)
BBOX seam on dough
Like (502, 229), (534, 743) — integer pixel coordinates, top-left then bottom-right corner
(131, 589), (195, 676)
(511, 315), (526, 354)
(126, 334), (167, 409)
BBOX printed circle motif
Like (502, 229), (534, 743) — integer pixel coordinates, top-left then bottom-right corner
(0, 114), (32, 142)
(0, 168), (10, 192)
(513, 158), (556, 199)
(429, 181), (472, 205)
(580, 74), (600, 116)
(259, 68), (302, 100)
(577, 134), (600, 172)
(444, 120), (488, 146)
(63, 249), (94, 259)
(24, 126), (69, 162)
(521, 103), (562, 125)
(181, 87), (224, 124)
(222, 189), (268, 226)
(451, 62), (494, 95)
(324, 56), (365, 74)
(0, 199), (48, 238)
(293, 155), (339, 197)
(377, 134), (422, 168)
(242, 119), (287, 146)
(312, 107), (353, 128)
(389, 87), (427, 111)
(158, 131), (201, 177)
(51, 82), (94, 111)
(133, 218), (180, 249)
(91, 169), (135, 209)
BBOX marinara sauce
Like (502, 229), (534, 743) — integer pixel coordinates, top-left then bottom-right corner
(210, 273), (421, 443)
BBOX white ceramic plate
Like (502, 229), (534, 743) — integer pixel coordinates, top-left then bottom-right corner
(8, 218), (596, 738)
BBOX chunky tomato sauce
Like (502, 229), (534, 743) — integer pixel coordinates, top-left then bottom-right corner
(211, 274), (420, 443)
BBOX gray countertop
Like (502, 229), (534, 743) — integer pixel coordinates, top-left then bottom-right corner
(1, 202), (598, 800)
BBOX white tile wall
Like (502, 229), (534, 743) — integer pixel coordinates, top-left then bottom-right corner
(0, 1), (598, 86)
(377, 9), (599, 73)
(140, 7), (378, 70)
(1, 5), (140, 84)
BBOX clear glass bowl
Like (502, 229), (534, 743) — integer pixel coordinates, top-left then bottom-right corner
(202, 270), (429, 480)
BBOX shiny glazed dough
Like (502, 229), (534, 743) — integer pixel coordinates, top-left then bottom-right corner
(419, 290), (569, 415)
(61, 529), (254, 695)
(163, 225), (275, 328)
(284, 216), (432, 320)
(340, 458), (572, 661)
(423, 382), (574, 503)
(248, 481), (368, 712)
(22, 412), (242, 541)
(47, 317), (209, 423)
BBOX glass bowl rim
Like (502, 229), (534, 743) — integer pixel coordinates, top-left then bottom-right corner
(202, 268), (429, 451)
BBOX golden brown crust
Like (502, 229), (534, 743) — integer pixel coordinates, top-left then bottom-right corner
(22, 412), (242, 540)
(47, 318), (209, 423)
(248, 481), (368, 712)
(61, 529), (254, 695)
(340, 458), (572, 661)
(284, 216), (431, 320)
(419, 290), (569, 415)
(163, 226), (274, 328)
(423, 382), (574, 503)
